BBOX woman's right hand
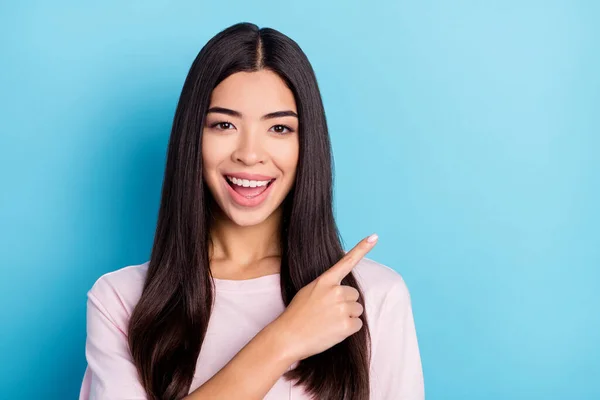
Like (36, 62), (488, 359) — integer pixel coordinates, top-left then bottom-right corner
(270, 234), (379, 362)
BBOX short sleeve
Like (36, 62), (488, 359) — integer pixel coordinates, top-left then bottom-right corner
(79, 278), (147, 400)
(369, 278), (425, 399)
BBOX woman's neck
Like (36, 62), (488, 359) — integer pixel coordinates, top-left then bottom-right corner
(208, 206), (283, 270)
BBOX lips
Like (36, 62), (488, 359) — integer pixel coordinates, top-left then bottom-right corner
(223, 175), (276, 208)
(227, 178), (273, 197)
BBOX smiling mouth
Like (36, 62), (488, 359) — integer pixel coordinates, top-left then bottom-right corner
(223, 175), (276, 198)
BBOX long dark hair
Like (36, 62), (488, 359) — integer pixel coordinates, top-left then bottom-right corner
(128, 22), (371, 400)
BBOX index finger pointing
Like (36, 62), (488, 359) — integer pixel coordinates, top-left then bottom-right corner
(322, 233), (379, 285)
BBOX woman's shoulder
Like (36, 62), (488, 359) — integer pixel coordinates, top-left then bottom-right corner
(352, 257), (413, 313)
(353, 257), (409, 292)
(86, 261), (150, 320)
(84, 258), (412, 322)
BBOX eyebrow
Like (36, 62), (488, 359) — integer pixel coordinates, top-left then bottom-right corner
(207, 106), (298, 120)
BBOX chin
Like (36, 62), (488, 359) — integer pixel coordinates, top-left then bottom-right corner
(226, 209), (271, 227)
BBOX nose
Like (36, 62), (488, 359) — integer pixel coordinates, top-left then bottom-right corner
(231, 128), (266, 166)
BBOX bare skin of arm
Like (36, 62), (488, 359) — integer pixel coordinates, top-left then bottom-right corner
(183, 323), (295, 400)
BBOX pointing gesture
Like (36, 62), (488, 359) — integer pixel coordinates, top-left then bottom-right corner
(270, 234), (379, 362)
(320, 233), (379, 286)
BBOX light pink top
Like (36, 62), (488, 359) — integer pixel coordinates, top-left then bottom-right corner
(79, 258), (424, 399)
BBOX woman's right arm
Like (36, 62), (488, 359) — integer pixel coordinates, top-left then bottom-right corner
(82, 235), (376, 399)
(184, 323), (295, 400)
(187, 234), (380, 399)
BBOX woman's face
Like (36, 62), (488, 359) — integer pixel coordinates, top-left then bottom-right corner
(202, 69), (300, 227)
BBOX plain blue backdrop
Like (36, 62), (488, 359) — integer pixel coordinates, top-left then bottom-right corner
(1, 1), (598, 399)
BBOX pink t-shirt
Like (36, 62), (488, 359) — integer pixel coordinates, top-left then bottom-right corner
(79, 257), (424, 399)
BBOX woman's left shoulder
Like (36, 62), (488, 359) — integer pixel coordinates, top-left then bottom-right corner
(352, 257), (412, 310)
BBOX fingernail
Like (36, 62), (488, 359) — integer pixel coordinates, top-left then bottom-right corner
(367, 233), (378, 243)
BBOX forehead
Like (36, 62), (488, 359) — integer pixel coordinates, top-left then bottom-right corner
(209, 70), (297, 115)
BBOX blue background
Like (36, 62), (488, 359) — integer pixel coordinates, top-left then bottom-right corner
(1, 1), (598, 399)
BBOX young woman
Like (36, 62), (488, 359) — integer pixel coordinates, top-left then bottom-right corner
(79, 22), (424, 400)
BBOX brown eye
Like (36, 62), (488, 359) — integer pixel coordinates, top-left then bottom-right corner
(211, 121), (235, 130)
(270, 124), (294, 135)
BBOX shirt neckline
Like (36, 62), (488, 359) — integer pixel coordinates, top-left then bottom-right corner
(211, 273), (281, 292)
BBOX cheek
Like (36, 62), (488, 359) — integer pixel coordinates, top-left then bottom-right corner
(201, 135), (226, 177)
(271, 138), (299, 174)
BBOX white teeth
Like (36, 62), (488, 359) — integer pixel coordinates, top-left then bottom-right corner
(226, 176), (273, 187)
